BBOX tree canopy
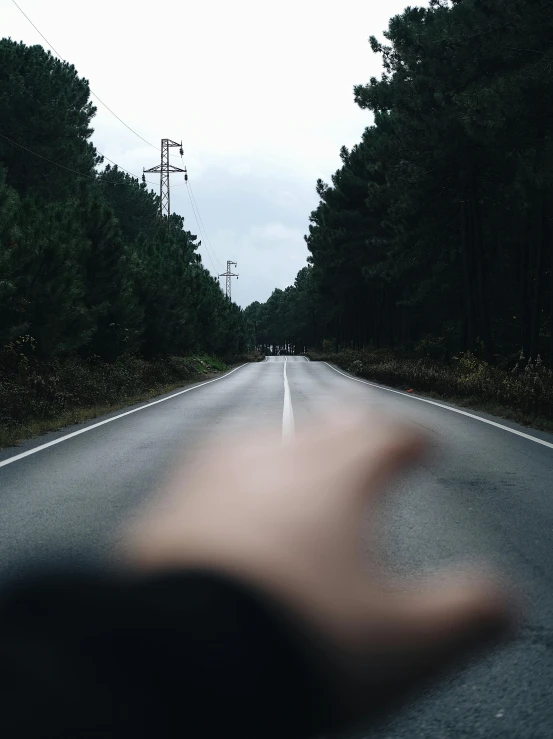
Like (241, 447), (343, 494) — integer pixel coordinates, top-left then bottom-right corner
(247, 0), (553, 365)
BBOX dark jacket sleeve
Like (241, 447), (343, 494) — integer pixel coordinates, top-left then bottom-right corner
(0, 568), (338, 739)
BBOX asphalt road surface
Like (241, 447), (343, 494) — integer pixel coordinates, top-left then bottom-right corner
(1, 356), (553, 738)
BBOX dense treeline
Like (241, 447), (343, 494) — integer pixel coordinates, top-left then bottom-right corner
(0, 39), (247, 365)
(246, 0), (553, 367)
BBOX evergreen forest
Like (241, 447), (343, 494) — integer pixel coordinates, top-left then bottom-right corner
(247, 0), (553, 371)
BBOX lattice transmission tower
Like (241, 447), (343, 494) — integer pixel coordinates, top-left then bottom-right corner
(143, 139), (187, 229)
(219, 260), (238, 301)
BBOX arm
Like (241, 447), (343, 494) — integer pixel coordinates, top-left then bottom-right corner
(0, 569), (336, 738)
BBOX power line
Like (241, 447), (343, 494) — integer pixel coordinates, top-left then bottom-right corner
(0, 130), (103, 182)
(11, 0), (64, 57)
(184, 179), (218, 273)
(11, 0), (156, 150)
(186, 179), (224, 270)
(87, 91), (158, 152)
(99, 154), (157, 186)
(184, 177), (222, 271)
(12, 80), (159, 187)
(11, 0), (182, 158)
(0, 130), (156, 188)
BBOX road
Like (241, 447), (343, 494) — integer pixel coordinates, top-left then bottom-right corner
(1, 356), (553, 738)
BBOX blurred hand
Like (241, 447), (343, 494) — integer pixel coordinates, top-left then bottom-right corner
(123, 408), (513, 723)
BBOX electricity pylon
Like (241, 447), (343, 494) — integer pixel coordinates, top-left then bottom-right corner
(219, 260), (238, 301)
(144, 139), (186, 229)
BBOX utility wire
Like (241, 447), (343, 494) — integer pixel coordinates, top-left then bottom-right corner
(90, 93), (158, 152)
(180, 154), (222, 270)
(11, 0), (181, 159)
(183, 171), (218, 273)
(12, 0), (156, 150)
(187, 189), (218, 274)
(187, 179), (224, 270)
(0, 130), (156, 188)
(12, 83), (159, 187)
(11, 0), (64, 57)
(0, 130), (103, 182)
(100, 153), (157, 186)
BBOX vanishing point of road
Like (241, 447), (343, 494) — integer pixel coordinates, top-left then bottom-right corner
(1, 356), (552, 739)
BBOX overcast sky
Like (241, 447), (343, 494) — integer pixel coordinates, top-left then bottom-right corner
(4, 0), (416, 306)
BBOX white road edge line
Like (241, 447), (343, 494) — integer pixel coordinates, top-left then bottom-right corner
(324, 362), (553, 451)
(0, 364), (249, 469)
(282, 357), (296, 443)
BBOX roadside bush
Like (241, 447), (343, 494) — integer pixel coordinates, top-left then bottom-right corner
(414, 334), (448, 361)
(349, 359), (365, 375)
(307, 348), (553, 427)
(222, 350), (265, 365)
(0, 349), (230, 442)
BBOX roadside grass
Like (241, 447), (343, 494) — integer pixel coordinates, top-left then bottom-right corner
(0, 352), (263, 448)
(307, 348), (553, 434)
(0, 385), (191, 448)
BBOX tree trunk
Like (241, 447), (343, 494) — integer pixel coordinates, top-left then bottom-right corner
(520, 229), (530, 358)
(388, 288), (395, 347)
(529, 194), (546, 360)
(460, 198), (476, 352)
(471, 193), (493, 361)
(550, 219), (553, 367)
